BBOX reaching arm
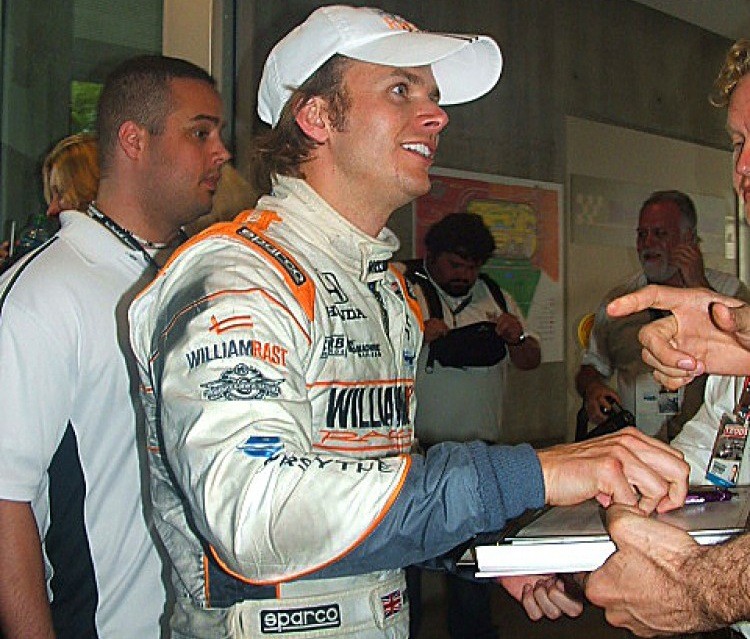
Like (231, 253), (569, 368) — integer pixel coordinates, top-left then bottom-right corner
(0, 500), (54, 639)
(132, 238), (689, 586)
(607, 285), (750, 387)
(587, 504), (750, 636)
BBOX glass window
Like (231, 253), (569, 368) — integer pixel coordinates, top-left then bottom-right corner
(0, 0), (162, 242)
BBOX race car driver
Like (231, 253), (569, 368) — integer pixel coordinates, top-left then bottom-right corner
(128, 6), (689, 638)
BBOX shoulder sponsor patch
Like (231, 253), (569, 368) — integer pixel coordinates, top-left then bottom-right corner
(237, 228), (306, 286)
(200, 363), (284, 401)
(186, 339), (288, 370)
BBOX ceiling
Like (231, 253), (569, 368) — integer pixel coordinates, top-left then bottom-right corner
(631, 0), (750, 41)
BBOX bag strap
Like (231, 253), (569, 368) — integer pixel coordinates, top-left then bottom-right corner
(401, 259), (444, 320)
(479, 273), (509, 314)
(402, 259), (443, 372)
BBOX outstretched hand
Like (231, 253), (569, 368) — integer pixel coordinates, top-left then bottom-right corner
(607, 285), (750, 388)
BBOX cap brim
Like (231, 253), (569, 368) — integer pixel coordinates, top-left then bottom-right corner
(342, 32), (502, 105)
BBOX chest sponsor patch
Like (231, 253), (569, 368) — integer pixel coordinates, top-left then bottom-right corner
(325, 384), (412, 429)
(237, 436), (284, 458)
(260, 603), (341, 634)
(326, 305), (367, 321)
(201, 363), (284, 401)
(321, 335), (381, 359)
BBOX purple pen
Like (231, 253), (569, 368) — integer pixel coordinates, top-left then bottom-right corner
(685, 488), (734, 505)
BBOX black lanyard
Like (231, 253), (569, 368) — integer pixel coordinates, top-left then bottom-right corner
(440, 293), (473, 328)
(735, 376), (750, 424)
(86, 203), (161, 271)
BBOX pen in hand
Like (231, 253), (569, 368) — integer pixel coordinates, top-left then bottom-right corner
(684, 487), (735, 505)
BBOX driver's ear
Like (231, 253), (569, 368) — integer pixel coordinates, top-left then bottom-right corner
(295, 96), (329, 144)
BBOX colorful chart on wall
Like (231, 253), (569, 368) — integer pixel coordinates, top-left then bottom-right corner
(413, 167), (564, 362)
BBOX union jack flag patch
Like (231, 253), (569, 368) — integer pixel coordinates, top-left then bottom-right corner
(380, 589), (403, 619)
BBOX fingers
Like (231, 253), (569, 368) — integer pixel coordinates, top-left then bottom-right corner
(641, 347), (701, 386)
(713, 302), (750, 338)
(606, 430), (688, 513)
(603, 503), (648, 550)
(729, 304), (750, 335)
(520, 577), (584, 621)
(537, 429), (688, 512)
(424, 319), (449, 342)
(494, 314), (522, 341)
(637, 316), (698, 371)
(584, 385), (619, 424)
(651, 367), (701, 391)
(606, 285), (673, 318)
(497, 573), (550, 601)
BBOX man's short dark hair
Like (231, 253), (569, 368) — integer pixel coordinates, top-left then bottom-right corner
(424, 212), (496, 264)
(97, 55), (215, 176)
(640, 190), (697, 230)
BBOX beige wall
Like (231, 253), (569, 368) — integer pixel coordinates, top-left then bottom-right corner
(162, 0), (226, 88)
(565, 116), (735, 438)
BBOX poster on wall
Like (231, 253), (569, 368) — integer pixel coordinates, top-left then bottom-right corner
(413, 167), (564, 362)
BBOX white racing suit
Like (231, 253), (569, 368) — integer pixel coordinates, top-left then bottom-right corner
(129, 176), (546, 638)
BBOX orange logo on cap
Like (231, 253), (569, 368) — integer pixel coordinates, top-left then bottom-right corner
(379, 11), (420, 33)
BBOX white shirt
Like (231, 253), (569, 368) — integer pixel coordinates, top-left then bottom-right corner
(0, 210), (166, 638)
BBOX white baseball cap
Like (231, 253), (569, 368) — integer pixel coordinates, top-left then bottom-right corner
(258, 5), (503, 127)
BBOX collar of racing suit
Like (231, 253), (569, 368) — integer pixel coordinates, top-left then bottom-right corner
(262, 176), (400, 284)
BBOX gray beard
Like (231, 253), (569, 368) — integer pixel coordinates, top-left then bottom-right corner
(643, 260), (678, 284)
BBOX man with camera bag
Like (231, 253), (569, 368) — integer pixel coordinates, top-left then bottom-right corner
(576, 190), (750, 441)
(399, 212), (540, 639)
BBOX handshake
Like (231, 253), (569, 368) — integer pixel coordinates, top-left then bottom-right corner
(505, 284), (750, 636)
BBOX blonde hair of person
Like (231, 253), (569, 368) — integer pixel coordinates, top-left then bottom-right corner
(42, 132), (99, 211)
(711, 39), (750, 107)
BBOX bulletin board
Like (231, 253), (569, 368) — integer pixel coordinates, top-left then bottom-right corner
(413, 167), (564, 362)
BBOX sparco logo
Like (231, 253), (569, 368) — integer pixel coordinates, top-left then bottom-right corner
(237, 228), (306, 285)
(260, 603), (341, 634)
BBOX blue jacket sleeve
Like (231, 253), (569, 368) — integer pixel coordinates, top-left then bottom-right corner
(310, 440), (545, 578)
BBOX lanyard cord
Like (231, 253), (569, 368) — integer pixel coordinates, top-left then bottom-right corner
(86, 203), (161, 271)
(423, 261), (473, 328)
(735, 376), (750, 423)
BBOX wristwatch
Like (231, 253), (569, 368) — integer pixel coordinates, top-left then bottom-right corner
(509, 332), (527, 346)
